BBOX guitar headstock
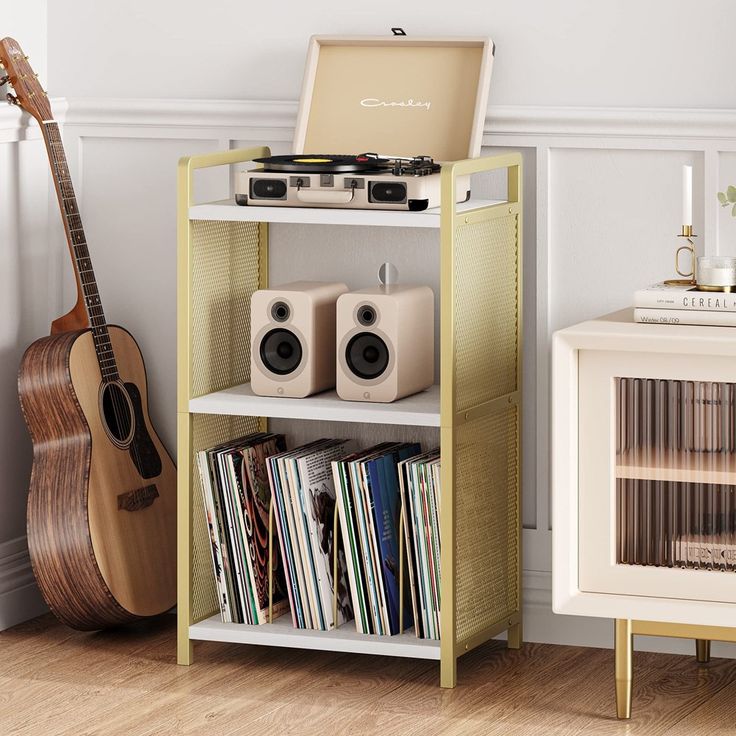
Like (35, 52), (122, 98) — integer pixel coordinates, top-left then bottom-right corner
(0, 37), (52, 122)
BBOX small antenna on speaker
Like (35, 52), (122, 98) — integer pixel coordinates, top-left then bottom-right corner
(378, 262), (399, 287)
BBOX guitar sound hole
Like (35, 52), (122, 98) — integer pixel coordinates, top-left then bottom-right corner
(101, 382), (134, 445)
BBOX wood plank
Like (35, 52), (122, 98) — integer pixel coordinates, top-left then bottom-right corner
(3, 614), (736, 735)
(660, 668), (736, 735)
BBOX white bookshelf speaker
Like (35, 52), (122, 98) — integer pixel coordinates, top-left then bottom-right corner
(251, 281), (348, 398)
(336, 285), (434, 403)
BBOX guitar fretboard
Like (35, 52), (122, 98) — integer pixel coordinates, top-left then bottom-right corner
(42, 122), (118, 382)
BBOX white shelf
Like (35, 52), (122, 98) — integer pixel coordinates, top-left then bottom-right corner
(190, 613), (440, 660)
(189, 198), (505, 228)
(189, 383), (441, 426)
(616, 449), (736, 485)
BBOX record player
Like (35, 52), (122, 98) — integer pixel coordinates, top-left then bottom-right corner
(235, 34), (495, 211)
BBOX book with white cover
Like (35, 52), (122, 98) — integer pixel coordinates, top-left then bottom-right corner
(634, 308), (736, 327)
(635, 282), (736, 312)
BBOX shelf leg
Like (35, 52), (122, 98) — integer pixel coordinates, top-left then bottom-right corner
(696, 639), (711, 664)
(440, 654), (457, 689)
(177, 628), (193, 666)
(507, 620), (523, 650)
(614, 619), (633, 720)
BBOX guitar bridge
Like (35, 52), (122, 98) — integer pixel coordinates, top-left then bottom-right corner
(117, 484), (159, 512)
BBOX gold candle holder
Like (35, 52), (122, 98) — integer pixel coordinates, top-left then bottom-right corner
(664, 225), (697, 286)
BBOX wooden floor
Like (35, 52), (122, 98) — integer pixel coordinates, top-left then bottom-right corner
(1, 615), (735, 735)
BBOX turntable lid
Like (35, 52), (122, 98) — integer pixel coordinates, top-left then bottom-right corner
(293, 35), (494, 162)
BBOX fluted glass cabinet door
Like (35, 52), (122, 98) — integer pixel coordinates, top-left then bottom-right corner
(577, 349), (736, 603)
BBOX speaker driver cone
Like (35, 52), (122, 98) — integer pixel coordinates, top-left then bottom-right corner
(260, 328), (303, 375)
(346, 332), (389, 380)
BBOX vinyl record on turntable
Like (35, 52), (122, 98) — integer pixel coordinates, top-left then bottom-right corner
(253, 153), (390, 173)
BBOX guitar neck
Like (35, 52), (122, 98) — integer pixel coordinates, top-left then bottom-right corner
(41, 121), (119, 382)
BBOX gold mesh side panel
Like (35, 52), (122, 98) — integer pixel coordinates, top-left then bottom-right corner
(454, 214), (519, 412)
(191, 220), (261, 398)
(454, 406), (519, 642)
(190, 413), (261, 623)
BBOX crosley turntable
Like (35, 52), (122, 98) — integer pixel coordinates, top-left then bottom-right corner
(235, 34), (495, 211)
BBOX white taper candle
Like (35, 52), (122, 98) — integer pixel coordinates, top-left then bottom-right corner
(682, 164), (693, 226)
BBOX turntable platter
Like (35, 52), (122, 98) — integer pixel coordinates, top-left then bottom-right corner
(253, 153), (391, 173)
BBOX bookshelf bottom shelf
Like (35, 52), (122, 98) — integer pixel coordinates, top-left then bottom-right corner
(189, 614), (441, 660)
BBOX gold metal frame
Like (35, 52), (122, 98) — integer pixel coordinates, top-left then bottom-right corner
(177, 146), (270, 666)
(176, 147), (523, 687)
(440, 154), (523, 686)
(614, 618), (736, 719)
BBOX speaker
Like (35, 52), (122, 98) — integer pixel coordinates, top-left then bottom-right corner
(369, 181), (407, 204)
(336, 285), (434, 403)
(251, 281), (348, 398)
(250, 178), (287, 200)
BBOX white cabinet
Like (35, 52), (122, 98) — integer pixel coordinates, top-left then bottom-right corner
(552, 309), (736, 718)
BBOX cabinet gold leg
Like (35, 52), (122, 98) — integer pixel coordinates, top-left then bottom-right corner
(614, 619), (633, 720)
(696, 639), (711, 663)
(507, 621), (523, 650)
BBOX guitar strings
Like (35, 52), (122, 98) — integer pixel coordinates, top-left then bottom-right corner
(45, 122), (144, 470)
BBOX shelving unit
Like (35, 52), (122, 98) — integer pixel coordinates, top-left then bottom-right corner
(177, 145), (522, 688)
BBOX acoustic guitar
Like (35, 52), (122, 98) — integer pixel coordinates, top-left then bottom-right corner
(2, 37), (177, 630)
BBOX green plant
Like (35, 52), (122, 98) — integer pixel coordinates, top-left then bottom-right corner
(717, 186), (736, 216)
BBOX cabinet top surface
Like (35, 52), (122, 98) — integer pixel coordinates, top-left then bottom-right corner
(189, 198), (505, 229)
(555, 308), (736, 349)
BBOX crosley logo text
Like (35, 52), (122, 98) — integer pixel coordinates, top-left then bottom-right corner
(360, 98), (431, 111)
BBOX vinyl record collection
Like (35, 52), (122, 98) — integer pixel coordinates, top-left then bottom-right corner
(196, 433), (289, 624)
(267, 439), (355, 631)
(332, 442), (420, 636)
(615, 377), (736, 570)
(398, 449), (442, 640)
(198, 434), (442, 638)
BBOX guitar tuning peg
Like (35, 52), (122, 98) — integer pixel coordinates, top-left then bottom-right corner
(23, 55), (29, 61)
(6, 92), (19, 106)
(0, 75), (9, 87)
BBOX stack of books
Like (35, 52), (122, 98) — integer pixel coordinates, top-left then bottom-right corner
(267, 439), (356, 631)
(332, 442), (421, 637)
(196, 432), (289, 624)
(634, 282), (736, 326)
(399, 449), (442, 640)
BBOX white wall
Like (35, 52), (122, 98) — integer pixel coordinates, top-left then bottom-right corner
(0, 2), (51, 628)
(6, 1), (736, 651)
(48, 0), (735, 107)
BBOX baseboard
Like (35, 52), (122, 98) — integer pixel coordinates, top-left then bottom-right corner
(0, 536), (47, 631)
(519, 570), (736, 659)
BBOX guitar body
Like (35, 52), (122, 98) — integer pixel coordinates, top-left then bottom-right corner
(19, 326), (176, 630)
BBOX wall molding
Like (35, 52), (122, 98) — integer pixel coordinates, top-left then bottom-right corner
(0, 105), (41, 143)
(49, 97), (736, 143)
(0, 537), (47, 631)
